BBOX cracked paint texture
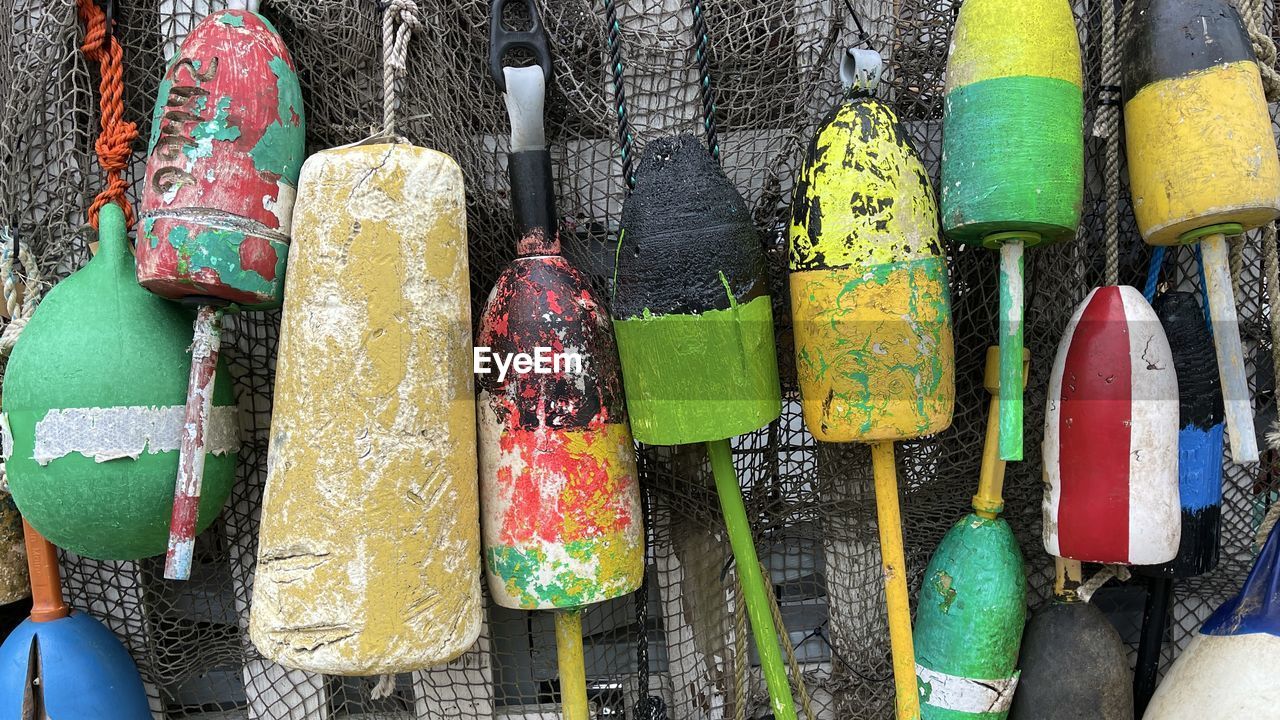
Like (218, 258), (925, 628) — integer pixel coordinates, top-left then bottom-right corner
(137, 9), (304, 308)
(251, 144), (480, 674)
(476, 248), (643, 611)
(788, 95), (953, 442)
(914, 514), (1025, 719)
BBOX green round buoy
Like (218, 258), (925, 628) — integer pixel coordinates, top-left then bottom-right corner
(2, 203), (238, 561)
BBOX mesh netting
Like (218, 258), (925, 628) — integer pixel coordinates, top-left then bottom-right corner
(1, 0), (1278, 717)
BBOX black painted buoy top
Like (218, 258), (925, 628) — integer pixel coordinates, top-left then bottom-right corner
(1122, 0), (1255, 104)
(1153, 291), (1223, 431)
(613, 134), (769, 320)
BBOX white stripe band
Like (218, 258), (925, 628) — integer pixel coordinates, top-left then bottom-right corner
(2, 405), (241, 465)
(917, 664), (1019, 714)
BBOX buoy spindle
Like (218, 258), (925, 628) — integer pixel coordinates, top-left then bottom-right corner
(871, 441), (921, 719)
(555, 610), (589, 720)
(165, 305), (222, 580)
(1200, 232), (1257, 463)
(708, 439), (799, 720)
(23, 522), (68, 624)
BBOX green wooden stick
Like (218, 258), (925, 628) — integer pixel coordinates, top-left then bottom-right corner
(706, 438), (798, 720)
(996, 236), (1028, 461)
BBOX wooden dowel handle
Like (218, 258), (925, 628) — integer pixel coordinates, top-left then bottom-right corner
(1201, 233), (1258, 464)
(23, 520), (68, 622)
(165, 305), (223, 580)
(871, 441), (921, 720)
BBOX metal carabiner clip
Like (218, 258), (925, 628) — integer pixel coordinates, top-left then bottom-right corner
(488, 0), (553, 91)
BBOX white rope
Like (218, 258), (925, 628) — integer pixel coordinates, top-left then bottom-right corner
(0, 229), (42, 360)
(1095, 0), (1121, 287)
(1077, 564), (1130, 604)
(382, 0), (422, 138)
(370, 673), (397, 700)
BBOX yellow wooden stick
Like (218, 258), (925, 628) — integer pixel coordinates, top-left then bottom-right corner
(871, 441), (921, 720)
(1054, 556), (1083, 601)
(974, 346), (1030, 518)
(555, 609), (588, 720)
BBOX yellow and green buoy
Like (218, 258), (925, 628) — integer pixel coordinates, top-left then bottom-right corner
(790, 77), (954, 720)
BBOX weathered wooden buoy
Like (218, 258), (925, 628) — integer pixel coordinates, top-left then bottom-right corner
(0, 522), (151, 719)
(1, 203), (237, 561)
(0, 494), (26, 606)
(942, 0), (1083, 461)
(478, 59), (643, 715)
(1043, 286), (1179, 565)
(1008, 558), (1133, 720)
(1132, 290), (1225, 712)
(1122, 0), (1279, 464)
(914, 348), (1024, 719)
(248, 141), (480, 674)
(789, 95), (954, 442)
(1142, 521), (1280, 718)
(614, 135), (795, 719)
(137, 5), (304, 579)
(790, 86), (954, 719)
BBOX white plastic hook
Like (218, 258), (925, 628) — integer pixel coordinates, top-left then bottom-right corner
(840, 48), (882, 92)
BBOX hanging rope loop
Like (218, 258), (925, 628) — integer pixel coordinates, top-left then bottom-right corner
(382, 0), (423, 138)
(77, 0), (139, 229)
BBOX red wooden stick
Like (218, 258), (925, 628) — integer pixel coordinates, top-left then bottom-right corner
(164, 305), (222, 580)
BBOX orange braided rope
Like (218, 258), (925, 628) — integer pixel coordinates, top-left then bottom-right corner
(77, 0), (139, 229)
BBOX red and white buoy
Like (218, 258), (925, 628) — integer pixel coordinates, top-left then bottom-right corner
(1043, 285), (1180, 565)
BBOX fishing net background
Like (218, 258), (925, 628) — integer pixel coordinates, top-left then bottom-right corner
(1, 0), (1277, 717)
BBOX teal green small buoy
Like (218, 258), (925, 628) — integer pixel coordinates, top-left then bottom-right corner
(1, 203), (238, 561)
(914, 347), (1026, 718)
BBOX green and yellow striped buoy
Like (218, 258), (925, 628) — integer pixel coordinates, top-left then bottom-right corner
(942, 0), (1083, 461)
(914, 348), (1026, 719)
(790, 84), (954, 720)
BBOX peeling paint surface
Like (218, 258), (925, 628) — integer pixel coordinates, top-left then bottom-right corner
(476, 249), (643, 611)
(788, 95), (953, 443)
(137, 9), (304, 308)
(252, 144), (481, 674)
(30, 404), (239, 464)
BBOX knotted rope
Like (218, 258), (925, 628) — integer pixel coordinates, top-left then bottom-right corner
(382, 0), (422, 138)
(76, 0), (139, 229)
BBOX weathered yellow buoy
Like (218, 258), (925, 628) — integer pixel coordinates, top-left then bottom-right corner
(249, 142), (481, 674)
